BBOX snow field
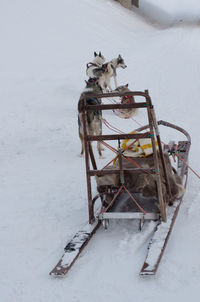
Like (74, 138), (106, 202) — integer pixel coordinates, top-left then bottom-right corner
(0, 0), (200, 301)
(135, 0), (200, 26)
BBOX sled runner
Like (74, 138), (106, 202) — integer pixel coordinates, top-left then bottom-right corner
(50, 90), (191, 277)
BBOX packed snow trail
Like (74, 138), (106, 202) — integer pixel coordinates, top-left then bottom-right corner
(1, 0), (200, 301)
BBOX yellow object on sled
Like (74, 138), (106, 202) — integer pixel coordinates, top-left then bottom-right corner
(122, 131), (158, 157)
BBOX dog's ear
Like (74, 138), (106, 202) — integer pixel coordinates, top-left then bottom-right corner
(125, 83), (129, 87)
(118, 54), (122, 58)
(99, 51), (102, 57)
(94, 51), (97, 57)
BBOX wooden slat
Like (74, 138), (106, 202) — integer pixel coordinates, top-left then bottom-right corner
(80, 90), (149, 99)
(89, 168), (158, 176)
(86, 102), (148, 111)
(87, 132), (151, 142)
(99, 212), (159, 220)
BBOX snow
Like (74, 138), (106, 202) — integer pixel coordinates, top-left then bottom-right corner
(136, 0), (200, 26)
(1, 0), (200, 301)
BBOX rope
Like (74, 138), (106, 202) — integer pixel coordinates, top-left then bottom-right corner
(100, 138), (154, 175)
(107, 98), (118, 104)
(102, 118), (125, 134)
(102, 155), (119, 170)
(102, 185), (123, 213)
(101, 140), (138, 170)
(122, 185), (146, 214)
(161, 142), (200, 180)
(100, 140), (118, 154)
(101, 184), (146, 215)
(130, 116), (143, 127)
(100, 139), (156, 177)
(175, 152), (200, 179)
(101, 107), (200, 181)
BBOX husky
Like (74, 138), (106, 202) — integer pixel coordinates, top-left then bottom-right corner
(86, 51), (106, 78)
(90, 55), (127, 92)
(114, 84), (137, 119)
(78, 78), (103, 157)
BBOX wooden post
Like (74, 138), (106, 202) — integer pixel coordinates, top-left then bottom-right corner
(149, 106), (173, 205)
(88, 142), (97, 170)
(145, 91), (166, 222)
(81, 99), (94, 224)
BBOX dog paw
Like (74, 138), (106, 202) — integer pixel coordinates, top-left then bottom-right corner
(99, 155), (105, 159)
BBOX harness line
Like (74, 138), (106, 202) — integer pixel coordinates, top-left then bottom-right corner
(175, 151), (200, 179)
(100, 102), (200, 180)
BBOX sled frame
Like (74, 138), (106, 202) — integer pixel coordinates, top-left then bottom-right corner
(79, 90), (172, 224)
(50, 91), (191, 278)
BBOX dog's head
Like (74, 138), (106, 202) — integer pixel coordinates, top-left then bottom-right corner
(94, 51), (105, 65)
(115, 83), (130, 93)
(115, 84), (135, 105)
(85, 77), (103, 92)
(117, 55), (127, 69)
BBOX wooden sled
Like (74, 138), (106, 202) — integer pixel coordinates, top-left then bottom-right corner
(50, 90), (191, 277)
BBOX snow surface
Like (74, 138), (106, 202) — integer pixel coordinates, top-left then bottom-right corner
(136, 0), (200, 26)
(1, 0), (200, 301)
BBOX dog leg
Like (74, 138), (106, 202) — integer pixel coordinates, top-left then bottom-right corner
(80, 145), (84, 156)
(106, 78), (113, 91)
(95, 121), (104, 158)
(98, 78), (106, 93)
(79, 135), (84, 156)
(97, 141), (103, 158)
(113, 75), (118, 89)
(100, 145), (105, 151)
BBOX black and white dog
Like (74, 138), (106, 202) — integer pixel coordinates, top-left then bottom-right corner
(88, 55), (127, 92)
(86, 52), (106, 78)
(78, 78), (103, 157)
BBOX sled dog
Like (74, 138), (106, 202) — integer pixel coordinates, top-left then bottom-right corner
(86, 51), (106, 78)
(114, 84), (137, 119)
(91, 55), (127, 92)
(78, 78), (103, 157)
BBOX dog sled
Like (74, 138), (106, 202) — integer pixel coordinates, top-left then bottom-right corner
(50, 90), (191, 277)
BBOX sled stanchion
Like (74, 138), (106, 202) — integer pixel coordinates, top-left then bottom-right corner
(145, 92), (166, 222)
(88, 142), (97, 170)
(148, 99), (173, 205)
(118, 142), (125, 185)
(82, 99), (94, 224)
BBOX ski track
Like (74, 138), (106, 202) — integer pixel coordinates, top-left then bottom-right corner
(1, 0), (200, 301)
